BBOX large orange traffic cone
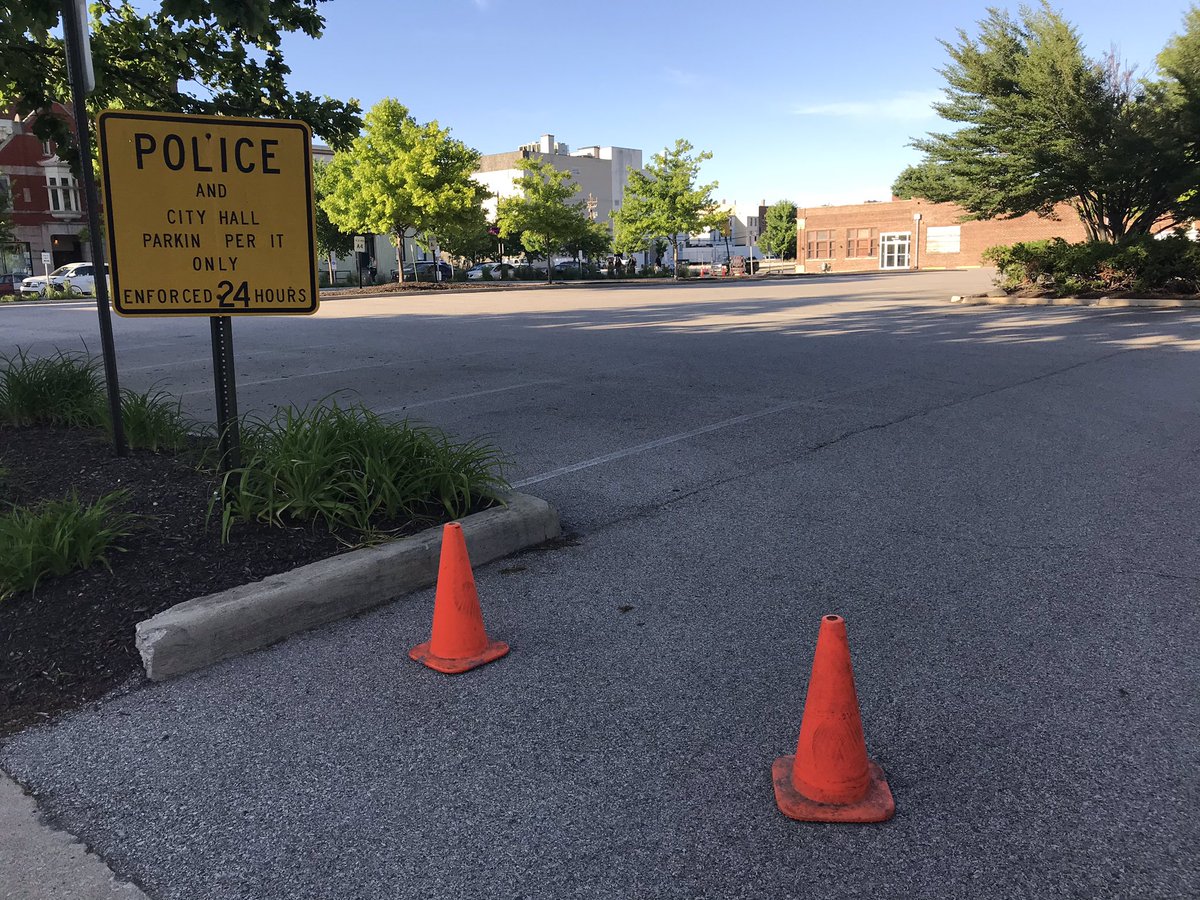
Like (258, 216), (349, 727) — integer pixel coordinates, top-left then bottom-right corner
(409, 523), (509, 674)
(772, 614), (895, 823)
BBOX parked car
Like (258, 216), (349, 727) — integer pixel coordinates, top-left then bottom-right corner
(512, 264), (548, 280)
(401, 260), (453, 282)
(0, 272), (28, 297)
(552, 260), (600, 277)
(466, 262), (518, 281)
(18, 263), (109, 298)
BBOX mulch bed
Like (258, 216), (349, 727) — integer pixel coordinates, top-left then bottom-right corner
(1004, 286), (1200, 300)
(322, 280), (454, 296)
(0, 426), (450, 736)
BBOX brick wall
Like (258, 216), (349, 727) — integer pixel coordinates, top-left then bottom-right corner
(796, 198), (1089, 273)
(1, 105), (88, 270)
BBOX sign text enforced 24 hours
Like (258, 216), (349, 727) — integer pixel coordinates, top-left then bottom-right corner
(98, 111), (318, 316)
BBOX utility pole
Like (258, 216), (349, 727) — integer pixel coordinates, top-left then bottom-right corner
(61, 0), (126, 455)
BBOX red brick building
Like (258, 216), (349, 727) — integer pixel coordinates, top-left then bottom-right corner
(796, 198), (1088, 273)
(1, 106), (88, 278)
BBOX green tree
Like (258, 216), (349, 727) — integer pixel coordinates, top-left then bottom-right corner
(438, 204), (495, 266)
(496, 158), (591, 284)
(321, 99), (488, 282)
(568, 220), (612, 268)
(613, 139), (719, 278)
(896, 3), (1200, 242)
(760, 200), (798, 259)
(1, 1), (361, 168)
(710, 207), (735, 263)
(312, 160), (354, 286)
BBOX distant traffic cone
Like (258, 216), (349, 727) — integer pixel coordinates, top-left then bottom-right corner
(772, 615), (895, 823)
(409, 523), (509, 674)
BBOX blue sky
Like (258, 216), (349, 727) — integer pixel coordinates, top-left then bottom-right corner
(281, 0), (1196, 208)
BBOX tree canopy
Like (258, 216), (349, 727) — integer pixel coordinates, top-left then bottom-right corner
(320, 99), (487, 281)
(895, 3), (1200, 242)
(568, 220), (613, 264)
(760, 200), (798, 259)
(612, 139), (719, 277)
(0, 1), (361, 170)
(496, 158), (592, 283)
(437, 203), (495, 265)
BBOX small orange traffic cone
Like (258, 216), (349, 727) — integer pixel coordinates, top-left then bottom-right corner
(772, 615), (895, 823)
(409, 523), (509, 674)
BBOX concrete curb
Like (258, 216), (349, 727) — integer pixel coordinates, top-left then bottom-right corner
(134, 492), (561, 681)
(950, 294), (1200, 309)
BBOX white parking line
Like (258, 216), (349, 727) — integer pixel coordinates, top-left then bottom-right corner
(179, 361), (390, 396)
(375, 379), (562, 414)
(123, 356), (211, 373)
(511, 401), (799, 488)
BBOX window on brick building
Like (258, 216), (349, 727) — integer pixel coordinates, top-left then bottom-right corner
(806, 229), (834, 259)
(45, 167), (80, 213)
(846, 227), (876, 258)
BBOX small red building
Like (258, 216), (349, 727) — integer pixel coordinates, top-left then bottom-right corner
(796, 198), (1088, 273)
(1, 106), (88, 279)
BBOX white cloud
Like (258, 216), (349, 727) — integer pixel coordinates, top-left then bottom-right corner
(793, 91), (942, 121)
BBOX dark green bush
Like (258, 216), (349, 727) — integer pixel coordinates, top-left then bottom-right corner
(118, 389), (201, 452)
(0, 490), (137, 600)
(213, 401), (509, 542)
(983, 233), (1200, 296)
(0, 350), (106, 426)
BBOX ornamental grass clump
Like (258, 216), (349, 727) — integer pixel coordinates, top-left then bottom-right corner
(0, 349), (106, 427)
(0, 490), (138, 600)
(215, 402), (509, 542)
(119, 388), (200, 453)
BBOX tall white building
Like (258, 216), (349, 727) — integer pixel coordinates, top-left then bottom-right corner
(474, 134), (642, 231)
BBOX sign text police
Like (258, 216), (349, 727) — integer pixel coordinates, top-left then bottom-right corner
(97, 111), (318, 317)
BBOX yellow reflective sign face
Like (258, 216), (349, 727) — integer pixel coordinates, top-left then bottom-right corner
(98, 110), (318, 316)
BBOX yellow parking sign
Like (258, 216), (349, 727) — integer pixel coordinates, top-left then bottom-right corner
(97, 110), (318, 316)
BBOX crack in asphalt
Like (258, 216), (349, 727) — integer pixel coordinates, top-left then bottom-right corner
(583, 347), (1139, 537)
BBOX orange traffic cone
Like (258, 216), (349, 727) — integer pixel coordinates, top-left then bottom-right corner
(409, 523), (509, 674)
(772, 615), (895, 823)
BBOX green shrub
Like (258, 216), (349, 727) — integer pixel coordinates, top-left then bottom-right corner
(214, 401), (509, 542)
(0, 349), (106, 426)
(0, 490), (137, 600)
(40, 284), (79, 301)
(119, 388), (201, 453)
(983, 233), (1200, 295)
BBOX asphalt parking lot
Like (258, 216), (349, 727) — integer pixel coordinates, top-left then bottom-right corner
(2, 271), (1198, 899)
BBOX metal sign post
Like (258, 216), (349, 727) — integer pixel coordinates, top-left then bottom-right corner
(209, 317), (241, 470)
(61, 0), (126, 456)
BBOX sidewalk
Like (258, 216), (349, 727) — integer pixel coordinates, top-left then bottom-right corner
(0, 773), (147, 900)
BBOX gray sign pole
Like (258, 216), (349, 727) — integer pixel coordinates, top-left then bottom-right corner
(61, 0), (126, 456)
(209, 317), (241, 471)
